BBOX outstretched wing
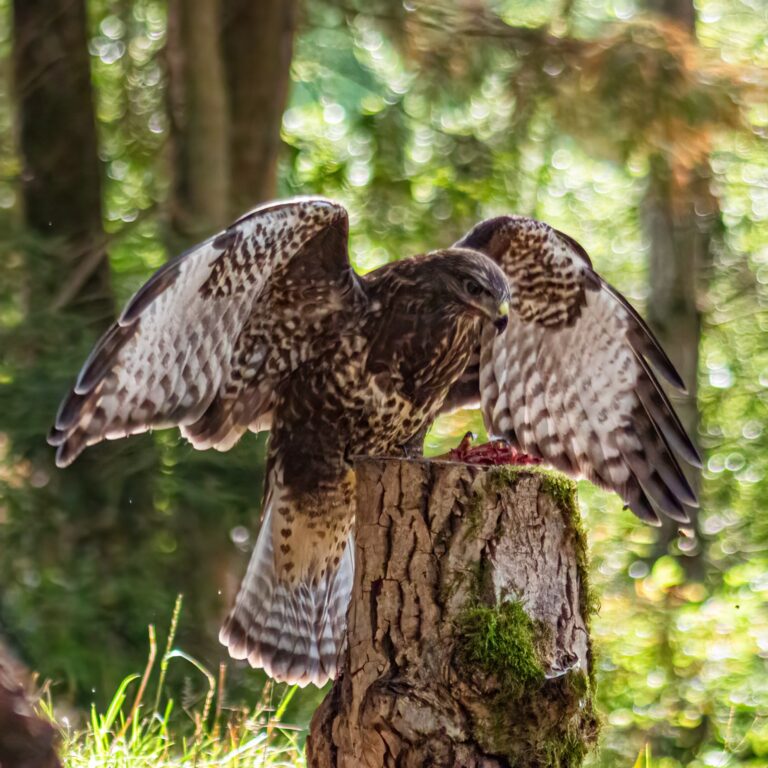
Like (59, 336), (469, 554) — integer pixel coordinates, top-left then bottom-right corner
(454, 216), (701, 525)
(49, 198), (354, 467)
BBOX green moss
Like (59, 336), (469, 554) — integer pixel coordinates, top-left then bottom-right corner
(454, 599), (599, 765)
(542, 728), (591, 768)
(453, 466), (602, 764)
(456, 600), (545, 697)
(484, 464), (577, 504)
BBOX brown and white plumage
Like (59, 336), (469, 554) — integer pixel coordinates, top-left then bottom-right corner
(49, 198), (511, 687)
(50, 198), (698, 687)
(48, 199), (355, 464)
(455, 216), (700, 525)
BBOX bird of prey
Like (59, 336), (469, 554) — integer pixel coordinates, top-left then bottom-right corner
(49, 198), (699, 687)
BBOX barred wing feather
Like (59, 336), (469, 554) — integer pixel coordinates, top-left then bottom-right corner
(49, 198), (352, 467)
(457, 216), (701, 525)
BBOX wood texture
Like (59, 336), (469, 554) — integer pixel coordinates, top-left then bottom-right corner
(308, 458), (598, 768)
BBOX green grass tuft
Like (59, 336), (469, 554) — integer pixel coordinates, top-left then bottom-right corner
(37, 595), (306, 767)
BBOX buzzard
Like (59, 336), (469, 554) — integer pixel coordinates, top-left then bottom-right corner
(49, 198), (699, 687)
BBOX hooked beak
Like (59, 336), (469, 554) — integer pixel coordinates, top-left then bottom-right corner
(494, 300), (509, 333)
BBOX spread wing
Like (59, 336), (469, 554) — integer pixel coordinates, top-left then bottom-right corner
(49, 198), (355, 467)
(454, 216), (701, 525)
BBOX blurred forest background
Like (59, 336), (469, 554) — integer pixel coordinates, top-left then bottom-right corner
(0, 0), (766, 765)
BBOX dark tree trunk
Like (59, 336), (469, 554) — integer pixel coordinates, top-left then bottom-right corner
(641, 0), (714, 573)
(644, 159), (714, 455)
(167, 0), (230, 242)
(221, 0), (298, 213)
(163, 0), (298, 679)
(12, 0), (112, 324)
(0, 677), (60, 768)
(167, 0), (297, 241)
(308, 459), (599, 768)
(646, 0), (696, 31)
(8, 0), (164, 700)
(641, 0), (714, 754)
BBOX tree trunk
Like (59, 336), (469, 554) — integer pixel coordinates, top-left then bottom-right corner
(640, 2), (715, 752)
(646, 0), (695, 32)
(308, 458), (599, 768)
(12, 0), (112, 324)
(644, 158), (714, 457)
(167, 0), (230, 242)
(221, 0), (298, 214)
(9, 0), (167, 701)
(642, 0), (715, 572)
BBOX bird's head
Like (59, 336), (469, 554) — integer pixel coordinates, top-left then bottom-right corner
(424, 247), (511, 332)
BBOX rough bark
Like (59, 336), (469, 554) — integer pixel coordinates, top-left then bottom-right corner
(308, 459), (598, 768)
(12, 0), (112, 323)
(167, 0), (230, 242)
(221, 0), (298, 213)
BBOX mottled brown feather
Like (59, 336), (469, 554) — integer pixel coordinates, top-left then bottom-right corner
(454, 215), (699, 524)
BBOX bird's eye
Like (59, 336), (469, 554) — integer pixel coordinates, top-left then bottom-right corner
(465, 279), (484, 297)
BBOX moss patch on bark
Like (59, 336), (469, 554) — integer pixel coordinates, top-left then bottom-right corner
(452, 466), (601, 766)
(456, 600), (545, 698)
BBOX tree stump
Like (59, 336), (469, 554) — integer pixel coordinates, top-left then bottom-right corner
(307, 458), (599, 768)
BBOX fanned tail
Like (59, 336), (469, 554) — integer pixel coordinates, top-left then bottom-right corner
(219, 502), (354, 687)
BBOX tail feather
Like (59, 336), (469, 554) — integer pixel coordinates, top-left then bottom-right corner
(219, 503), (354, 687)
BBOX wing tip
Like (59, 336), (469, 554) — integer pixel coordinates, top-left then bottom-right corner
(73, 322), (137, 394)
(625, 484), (662, 527)
(671, 372), (688, 394)
(685, 444), (704, 469)
(627, 502), (662, 527)
(48, 400), (82, 466)
(668, 427), (703, 469)
(53, 442), (79, 469)
(665, 504), (694, 525)
(47, 426), (64, 447)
